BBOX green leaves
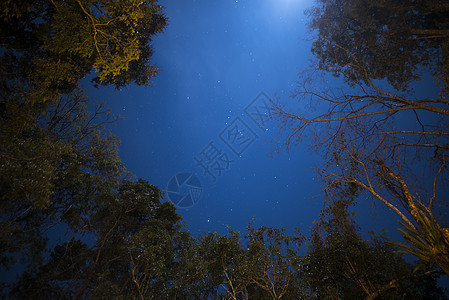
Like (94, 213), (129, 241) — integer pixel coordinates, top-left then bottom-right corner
(6, 179), (188, 299)
(0, 89), (128, 282)
(0, 0), (167, 103)
(308, 0), (448, 94)
(397, 211), (449, 275)
(304, 198), (448, 299)
(0, 1), (172, 297)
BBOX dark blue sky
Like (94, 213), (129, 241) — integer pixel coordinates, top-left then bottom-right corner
(83, 0), (407, 238)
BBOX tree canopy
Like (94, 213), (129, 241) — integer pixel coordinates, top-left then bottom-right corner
(304, 191), (447, 299)
(0, 0), (167, 104)
(8, 179), (190, 299)
(272, 0), (449, 278)
(0, 0), (167, 280)
(307, 0), (449, 95)
(1, 0), (448, 298)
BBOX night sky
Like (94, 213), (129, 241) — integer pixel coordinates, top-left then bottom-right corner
(82, 0), (407, 239)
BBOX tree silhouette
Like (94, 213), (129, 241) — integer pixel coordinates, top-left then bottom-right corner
(271, 3), (449, 274)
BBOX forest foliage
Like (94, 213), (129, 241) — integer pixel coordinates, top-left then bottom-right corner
(272, 0), (449, 278)
(0, 0), (448, 298)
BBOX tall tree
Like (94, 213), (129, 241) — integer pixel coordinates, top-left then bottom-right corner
(174, 229), (244, 299)
(173, 218), (446, 299)
(0, 90), (125, 273)
(0, 0), (168, 270)
(7, 179), (189, 299)
(0, 0), (167, 103)
(0, 1), (173, 297)
(272, 63), (449, 276)
(307, 0), (449, 95)
(304, 195), (448, 299)
(235, 225), (306, 299)
(271, 0), (449, 275)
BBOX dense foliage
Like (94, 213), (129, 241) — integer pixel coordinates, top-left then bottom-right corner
(0, 0), (448, 298)
(307, 0), (449, 95)
(272, 0), (449, 277)
(4, 205), (448, 298)
(0, 0), (167, 104)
